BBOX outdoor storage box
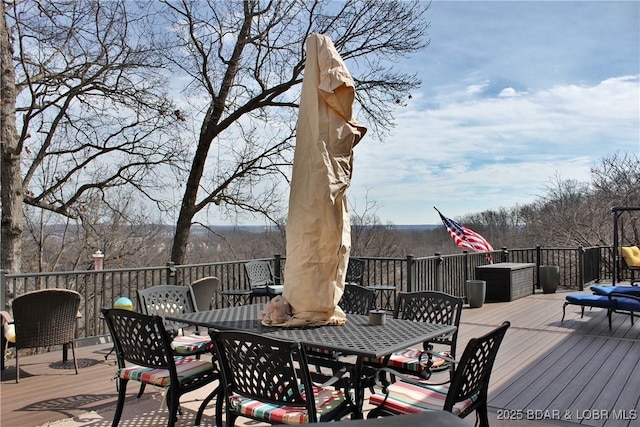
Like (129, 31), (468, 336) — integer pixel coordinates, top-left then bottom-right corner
(475, 262), (535, 302)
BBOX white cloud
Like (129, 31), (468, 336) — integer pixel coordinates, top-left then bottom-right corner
(498, 87), (519, 97)
(351, 75), (640, 224)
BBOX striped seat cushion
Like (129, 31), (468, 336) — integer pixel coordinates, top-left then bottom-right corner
(229, 385), (347, 424)
(171, 334), (214, 355)
(368, 380), (476, 415)
(366, 348), (450, 373)
(118, 357), (214, 387)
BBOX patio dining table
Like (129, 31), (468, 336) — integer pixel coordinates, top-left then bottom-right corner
(167, 304), (456, 419)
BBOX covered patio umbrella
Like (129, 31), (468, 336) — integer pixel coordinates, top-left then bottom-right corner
(265, 33), (366, 327)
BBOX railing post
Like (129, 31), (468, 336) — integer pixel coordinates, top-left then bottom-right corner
(502, 247), (509, 263)
(274, 254), (282, 284)
(406, 254), (414, 292)
(578, 246), (585, 291)
(92, 250), (104, 270)
(535, 245), (541, 289)
(166, 262), (177, 285)
(434, 253), (443, 292)
(463, 251), (469, 282)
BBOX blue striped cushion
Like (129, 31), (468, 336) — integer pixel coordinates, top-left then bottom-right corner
(118, 357), (214, 386)
(368, 380), (476, 415)
(229, 386), (346, 424)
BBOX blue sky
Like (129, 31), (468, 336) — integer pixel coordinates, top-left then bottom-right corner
(348, 0), (640, 225)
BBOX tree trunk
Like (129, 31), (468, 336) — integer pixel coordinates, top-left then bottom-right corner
(0, 4), (22, 274)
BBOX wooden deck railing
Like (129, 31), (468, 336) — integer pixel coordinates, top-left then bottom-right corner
(0, 245), (621, 345)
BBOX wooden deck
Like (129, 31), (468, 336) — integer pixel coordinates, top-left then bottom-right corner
(2, 287), (640, 427)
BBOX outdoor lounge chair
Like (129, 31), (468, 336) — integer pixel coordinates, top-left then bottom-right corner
(102, 308), (220, 427)
(210, 330), (356, 426)
(562, 292), (640, 330)
(367, 321), (510, 427)
(590, 285), (640, 296)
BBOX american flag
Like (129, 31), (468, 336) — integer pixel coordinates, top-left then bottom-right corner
(435, 208), (494, 256)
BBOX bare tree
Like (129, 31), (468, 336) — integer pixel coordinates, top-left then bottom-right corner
(1, 1), (186, 272)
(516, 152), (640, 247)
(350, 193), (405, 257)
(160, 0), (430, 264)
(1, 0), (21, 273)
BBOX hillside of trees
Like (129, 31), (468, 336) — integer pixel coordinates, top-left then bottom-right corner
(19, 152), (639, 273)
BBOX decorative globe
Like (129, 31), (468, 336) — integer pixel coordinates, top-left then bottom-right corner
(113, 296), (134, 311)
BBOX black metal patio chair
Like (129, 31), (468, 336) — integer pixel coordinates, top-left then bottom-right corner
(102, 308), (220, 427)
(243, 260), (284, 302)
(339, 283), (375, 315)
(365, 291), (464, 383)
(210, 330), (356, 426)
(136, 285), (215, 397)
(136, 285), (213, 355)
(345, 258), (365, 286)
(367, 321), (510, 427)
(306, 284), (375, 364)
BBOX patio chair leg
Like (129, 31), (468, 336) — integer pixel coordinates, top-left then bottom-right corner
(71, 342), (79, 374)
(136, 384), (146, 398)
(477, 402), (490, 427)
(112, 379), (129, 427)
(15, 350), (19, 383)
(166, 389), (180, 427)
(194, 384), (220, 426)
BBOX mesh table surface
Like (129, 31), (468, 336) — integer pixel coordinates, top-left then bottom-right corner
(167, 304), (455, 359)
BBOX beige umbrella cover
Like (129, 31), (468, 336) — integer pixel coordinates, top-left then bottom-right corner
(277, 33), (366, 327)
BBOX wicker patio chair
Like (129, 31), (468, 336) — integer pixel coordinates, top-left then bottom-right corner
(190, 276), (220, 310)
(102, 308), (220, 427)
(4, 288), (81, 383)
(365, 291), (464, 383)
(210, 329), (356, 426)
(368, 321), (510, 427)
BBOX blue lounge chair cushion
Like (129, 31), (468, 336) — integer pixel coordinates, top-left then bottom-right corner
(591, 285), (640, 297)
(565, 293), (640, 312)
(565, 294), (612, 308)
(613, 296), (640, 312)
